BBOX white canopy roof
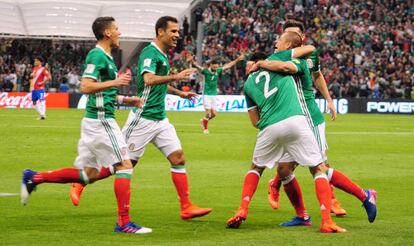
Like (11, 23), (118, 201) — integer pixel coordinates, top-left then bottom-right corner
(0, 0), (194, 41)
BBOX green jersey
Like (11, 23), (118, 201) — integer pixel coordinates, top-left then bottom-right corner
(268, 49), (324, 126)
(202, 67), (223, 95)
(133, 42), (170, 121)
(82, 45), (118, 119)
(244, 58), (309, 130)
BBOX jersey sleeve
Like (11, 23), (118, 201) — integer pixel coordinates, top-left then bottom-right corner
(309, 50), (321, 73)
(140, 51), (158, 75)
(289, 58), (308, 75)
(82, 52), (106, 80)
(217, 67), (223, 75)
(244, 85), (257, 110)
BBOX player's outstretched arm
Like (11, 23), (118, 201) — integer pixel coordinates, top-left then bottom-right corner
(143, 68), (197, 86)
(255, 60), (298, 74)
(80, 73), (131, 94)
(187, 54), (204, 71)
(248, 107), (259, 128)
(291, 45), (315, 58)
(222, 53), (245, 70)
(117, 95), (144, 108)
(313, 71), (337, 121)
(167, 85), (198, 100)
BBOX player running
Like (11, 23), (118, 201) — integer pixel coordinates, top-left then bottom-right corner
(70, 16), (212, 220)
(188, 54), (244, 133)
(20, 16), (152, 234)
(226, 32), (377, 233)
(30, 57), (51, 120)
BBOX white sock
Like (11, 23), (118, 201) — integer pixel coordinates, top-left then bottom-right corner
(40, 100), (46, 117)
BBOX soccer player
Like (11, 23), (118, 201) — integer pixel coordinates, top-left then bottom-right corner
(226, 32), (377, 233)
(71, 16), (212, 220)
(20, 16), (152, 234)
(262, 20), (347, 220)
(188, 54), (244, 133)
(30, 57), (51, 120)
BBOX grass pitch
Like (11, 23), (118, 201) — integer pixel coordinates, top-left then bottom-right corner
(0, 108), (413, 245)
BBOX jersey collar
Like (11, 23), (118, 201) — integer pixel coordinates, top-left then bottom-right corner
(96, 44), (114, 60)
(151, 42), (168, 58)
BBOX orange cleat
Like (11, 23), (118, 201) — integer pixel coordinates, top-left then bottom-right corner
(180, 204), (212, 220)
(70, 183), (85, 206)
(268, 179), (280, 209)
(320, 220), (347, 233)
(226, 207), (248, 229)
(331, 199), (347, 216)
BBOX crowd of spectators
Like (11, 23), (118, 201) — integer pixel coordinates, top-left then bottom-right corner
(201, 0), (414, 99)
(0, 38), (94, 93)
(2, 0), (414, 100)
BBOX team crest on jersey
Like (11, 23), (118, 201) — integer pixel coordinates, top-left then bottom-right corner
(109, 64), (113, 69)
(162, 61), (167, 66)
(144, 58), (152, 67)
(85, 64), (95, 73)
(307, 59), (314, 69)
(128, 143), (135, 151)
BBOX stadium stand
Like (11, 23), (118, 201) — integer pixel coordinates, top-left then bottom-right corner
(1, 0), (413, 100)
(201, 0), (414, 99)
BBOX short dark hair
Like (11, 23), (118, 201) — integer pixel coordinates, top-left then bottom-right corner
(155, 16), (178, 36)
(210, 58), (220, 65)
(92, 16), (115, 40)
(249, 52), (268, 62)
(35, 56), (43, 63)
(283, 19), (305, 33)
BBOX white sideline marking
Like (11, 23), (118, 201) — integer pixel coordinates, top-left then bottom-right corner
(0, 193), (18, 197)
(328, 132), (414, 136)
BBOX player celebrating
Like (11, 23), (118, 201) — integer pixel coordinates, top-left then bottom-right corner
(30, 57), (51, 120)
(188, 55), (244, 133)
(226, 32), (377, 233)
(70, 16), (212, 220)
(257, 20), (346, 224)
(20, 16), (152, 234)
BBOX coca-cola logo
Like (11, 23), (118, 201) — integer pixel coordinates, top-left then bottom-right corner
(0, 92), (48, 108)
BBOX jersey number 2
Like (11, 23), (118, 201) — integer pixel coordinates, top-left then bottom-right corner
(255, 71), (277, 98)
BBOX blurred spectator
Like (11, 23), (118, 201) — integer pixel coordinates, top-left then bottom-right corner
(200, 0), (414, 98)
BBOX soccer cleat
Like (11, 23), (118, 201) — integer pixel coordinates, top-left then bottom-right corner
(114, 221), (152, 234)
(70, 183), (86, 206)
(267, 179), (280, 209)
(226, 207), (248, 229)
(203, 129), (209, 134)
(180, 204), (212, 220)
(20, 169), (38, 205)
(331, 199), (347, 216)
(363, 189), (377, 223)
(320, 220), (347, 233)
(280, 216), (312, 227)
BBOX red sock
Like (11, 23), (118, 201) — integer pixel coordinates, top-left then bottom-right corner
(329, 169), (367, 202)
(283, 176), (308, 218)
(314, 174), (332, 223)
(325, 163), (336, 199)
(240, 170), (260, 209)
(171, 167), (191, 209)
(203, 118), (209, 129)
(97, 166), (113, 180)
(114, 170), (132, 227)
(274, 174), (282, 191)
(33, 168), (82, 184)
